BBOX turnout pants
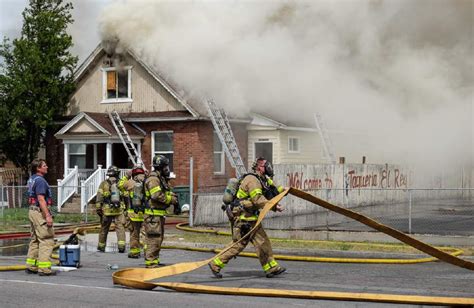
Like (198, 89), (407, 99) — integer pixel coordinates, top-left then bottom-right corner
(128, 220), (143, 256)
(143, 214), (165, 267)
(211, 219), (280, 274)
(26, 209), (55, 274)
(98, 213), (126, 251)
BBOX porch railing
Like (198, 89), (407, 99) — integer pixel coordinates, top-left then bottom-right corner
(66, 168), (95, 182)
(57, 165), (78, 212)
(80, 165), (105, 213)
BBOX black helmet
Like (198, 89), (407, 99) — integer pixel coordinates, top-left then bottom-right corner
(106, 165), (120, 178)
(152, 155), (170, 177)
(252, 157), (274, 177)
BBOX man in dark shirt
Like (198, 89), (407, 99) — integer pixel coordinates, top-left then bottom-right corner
(25, 159), (56, 276)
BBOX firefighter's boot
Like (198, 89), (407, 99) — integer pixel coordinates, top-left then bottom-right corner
(208, 263), (223, 279)
(266, 265), (286, 278)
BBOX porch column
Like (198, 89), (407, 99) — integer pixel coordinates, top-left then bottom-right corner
(93, 144), (98, 169)
(106, 143), (112, 168)
(137, 142), (142, 163)
(63, 143), (69, 177)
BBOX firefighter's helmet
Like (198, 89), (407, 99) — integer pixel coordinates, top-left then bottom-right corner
(152, 155), (170, 177)
(106, 165), (120, 178)
(252, 157), (274, 177)
(152, 155), (169, 169)
(131, 164), (145, 177)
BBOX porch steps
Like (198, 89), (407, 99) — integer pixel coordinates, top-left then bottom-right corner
(206, 99), (247, 177)
(60, 195), (94, 214)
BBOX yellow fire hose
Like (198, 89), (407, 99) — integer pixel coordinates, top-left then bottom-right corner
(173, 222), (464, 264)
(112, 188), (474, 306)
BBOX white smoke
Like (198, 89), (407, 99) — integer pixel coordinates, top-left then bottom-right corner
(98, 0), (473, 167)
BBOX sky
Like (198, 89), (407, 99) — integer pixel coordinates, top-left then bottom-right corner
(0, 0), (473, 168)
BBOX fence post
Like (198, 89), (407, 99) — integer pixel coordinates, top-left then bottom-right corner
(57, 179), (62, 213)
(81, 180), (85, 215)
(1, 184), (3, 219)
(74, 165), (79, 195)
(189, 157), (194, 227)
(408, 189), (412, 234)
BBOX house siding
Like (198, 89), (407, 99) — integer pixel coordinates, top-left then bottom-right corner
(68, 53), (186, 115)
(278, 130), (322, 164)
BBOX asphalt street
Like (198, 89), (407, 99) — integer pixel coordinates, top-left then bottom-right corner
(1, 242), (473, 308)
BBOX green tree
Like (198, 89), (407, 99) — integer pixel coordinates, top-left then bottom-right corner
(0, 0), (77, 172)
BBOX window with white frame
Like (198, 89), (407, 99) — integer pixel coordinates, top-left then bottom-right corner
(152, 131), (174, 171)
(69, 144), (86, 169)
(102, 66), (132, 103)
(288, 137), (300, 153)
(213, 131), (225, 174)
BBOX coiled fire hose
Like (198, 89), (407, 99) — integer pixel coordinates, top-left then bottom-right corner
(112, 188), (474, 306)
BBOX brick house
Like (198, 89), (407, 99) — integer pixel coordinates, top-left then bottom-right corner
(46, 43), (248, 199)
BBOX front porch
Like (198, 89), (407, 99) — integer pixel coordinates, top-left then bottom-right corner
(54, 112), (145, 213)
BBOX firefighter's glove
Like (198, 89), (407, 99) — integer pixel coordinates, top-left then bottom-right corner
(170, 193), (179, 206)
(173, 202), (181, 215)
(96, 207), (103, 217)
(275, 204), (283, 212)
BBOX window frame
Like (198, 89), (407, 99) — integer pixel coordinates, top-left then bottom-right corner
(151, 131), (175, 176)
(288, 136), (300, 153)
(69, 143), (87, 169)
(101, 66), (133, 104)
(213, 131), (225, 175)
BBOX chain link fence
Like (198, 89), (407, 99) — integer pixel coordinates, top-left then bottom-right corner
(192, 188), (474, 237)
(0, 185), (98, 231)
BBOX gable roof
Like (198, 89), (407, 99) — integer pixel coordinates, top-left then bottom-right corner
(55, 112), (145, 138)
(74, 43), (316, 130)
(74, 44), (199, 118)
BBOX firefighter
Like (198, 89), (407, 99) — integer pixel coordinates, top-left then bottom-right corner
(96, 165), (126, 253)
(120, 164), (146, 258)
(209, 157), (286, 278)
(25, 159), (56, 276)
(143, 155), (180, 268)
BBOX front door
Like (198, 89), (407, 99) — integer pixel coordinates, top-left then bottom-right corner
(113, 143), (133, 169)
(254, 142), (273, 164)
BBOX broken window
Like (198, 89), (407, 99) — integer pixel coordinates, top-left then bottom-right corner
(103, 67), (132, 101)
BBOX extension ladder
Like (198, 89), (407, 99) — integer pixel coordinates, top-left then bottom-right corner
(206, 100), (247, 177)
(109, 110), (144, 168)
(314, 113), (337, 164)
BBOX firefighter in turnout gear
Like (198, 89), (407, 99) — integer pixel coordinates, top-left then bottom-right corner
(143, 155), (180, 268)
(209, 157), (286, 278)
(120, 164), (146, 258)
(96, 165), (127, 253)
(25, 159), (56, 276)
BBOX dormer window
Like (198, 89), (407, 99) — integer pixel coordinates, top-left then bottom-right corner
(101, 66), (132, 103)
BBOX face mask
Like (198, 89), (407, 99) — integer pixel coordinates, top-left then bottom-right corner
(264, 161), (274, 177)
(161, 165), (171, 178)
(134, 173), (145, 182)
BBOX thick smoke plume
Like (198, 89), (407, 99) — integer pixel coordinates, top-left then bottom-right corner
(99, 0), (473, 167)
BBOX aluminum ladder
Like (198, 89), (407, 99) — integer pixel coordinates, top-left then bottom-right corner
(314, 113), (337, 164)
(206, 100), (247, 177)
(109, 110), (144, 167)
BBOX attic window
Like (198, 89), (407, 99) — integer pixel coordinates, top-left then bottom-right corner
(101, 66), (132, 103)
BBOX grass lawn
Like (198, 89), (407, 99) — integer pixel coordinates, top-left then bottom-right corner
(0, 208), (99, 232)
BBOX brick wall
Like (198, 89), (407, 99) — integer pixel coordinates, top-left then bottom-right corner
(45, 119), (248, 192)
(44, 126), (64, 183)
(139, 120), (247, 193)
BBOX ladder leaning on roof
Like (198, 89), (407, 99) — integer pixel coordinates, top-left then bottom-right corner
(109, 110), (144, 168)
(314, 113), (337, 164)
(206, 100), (247, 178)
